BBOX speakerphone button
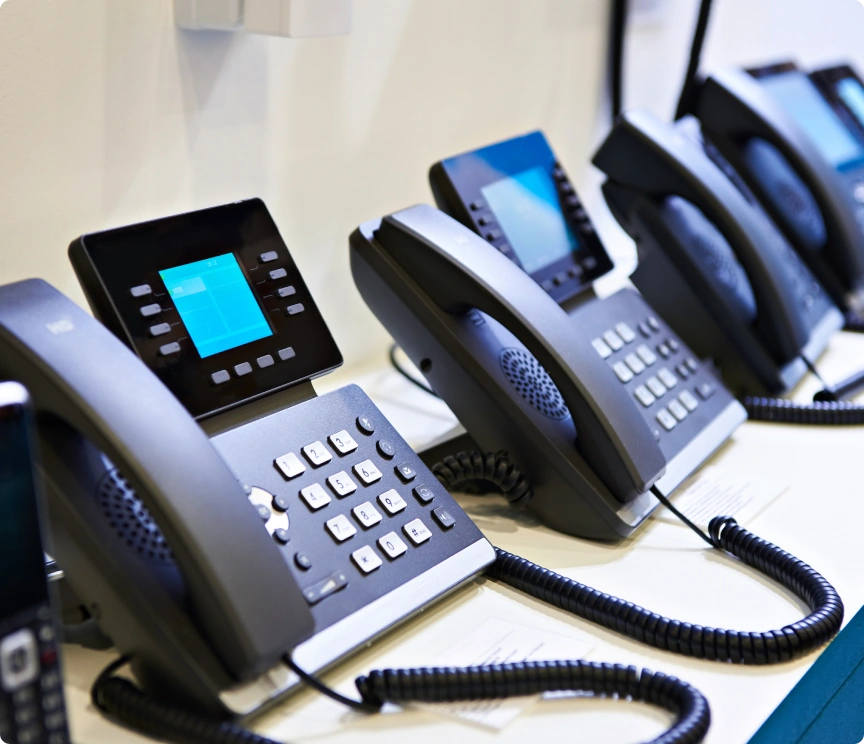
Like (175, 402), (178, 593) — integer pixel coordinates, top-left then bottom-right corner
(211, 370), (230, 385)
(130, 284), (152, 298)
(259, 251), (279, 263)
(269, 268), (287, 280)
(278, 347), (296, 361)
(356, 415), (375, 435)
(432, 507), (456, 530)
(149, 323), (171, 337)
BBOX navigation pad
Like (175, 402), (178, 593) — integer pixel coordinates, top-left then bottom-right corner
(69, 198), (343, 419)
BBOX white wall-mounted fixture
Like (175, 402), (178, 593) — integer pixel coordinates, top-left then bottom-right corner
(175, 0), (353, 37)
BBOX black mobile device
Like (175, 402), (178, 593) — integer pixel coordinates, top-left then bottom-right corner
(0, 382), (69, 744)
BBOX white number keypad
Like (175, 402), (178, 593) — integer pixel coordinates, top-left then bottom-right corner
(377, 489), (407, 514)
(329, 430), (358, 455)
(325, 514), (357, 542)
(352, 501), (383, 528)
(403, 518), (432, 545)
(303, 441), (332, 467)
(353, 459), (383, 485)
(377, 531), (408, 559)
(327, 471), (357, 497)
(300, 483), (331, 510)
(351, 545), (383, 573)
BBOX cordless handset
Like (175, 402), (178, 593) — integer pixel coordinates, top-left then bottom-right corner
(691, 66), (864, 316)
(593, 110), (843, 396)
(0, 383), (70, 744)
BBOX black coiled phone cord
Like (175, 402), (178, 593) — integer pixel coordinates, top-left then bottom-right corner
(433, 450), (843, 664)
(844, 310), (864, 333)
(93, 657), (711, 744)
(742, 396), (864, 425)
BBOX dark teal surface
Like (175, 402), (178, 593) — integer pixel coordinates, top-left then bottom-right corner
(749, 603), (864, 744)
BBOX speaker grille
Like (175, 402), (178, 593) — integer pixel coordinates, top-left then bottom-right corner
(96, 470), (174, 565)
(500, 348), (570, 420)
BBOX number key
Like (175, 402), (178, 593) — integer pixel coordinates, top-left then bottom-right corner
(377, 489), (407, 514)
(329, 430), (358, 455)
(325, 514), (357, 542)
(354, 459), (383, 485)
(327, 471), (357, 497)
(403, 518), (432, 545)
(303, 441), (332, 467)
(378, 531), (407, 559)
(352, 501), (382, 528)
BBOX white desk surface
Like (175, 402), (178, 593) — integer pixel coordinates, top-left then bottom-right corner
(62, 330), (864, 744)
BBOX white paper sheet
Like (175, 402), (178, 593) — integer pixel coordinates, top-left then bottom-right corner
(416, 617), (595, 730)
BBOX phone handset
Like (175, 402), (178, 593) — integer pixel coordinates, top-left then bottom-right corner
(0, 279), (314, 682)
(696, 68), (864, 287)
(593, 109), (812, 365)
(374, 204), (666, 503)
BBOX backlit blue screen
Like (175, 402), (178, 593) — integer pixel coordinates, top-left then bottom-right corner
(837, 77), (864, 129)
(160, 253), (272, 359)
(481, 166), (580, 274)
(760, 71), (864, 171)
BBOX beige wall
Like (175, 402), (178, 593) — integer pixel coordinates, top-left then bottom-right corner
(0, 0), (862, 370)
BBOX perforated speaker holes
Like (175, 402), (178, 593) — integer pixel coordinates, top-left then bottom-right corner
(96, 470), (174, 565)
(499, 348), (570, 420)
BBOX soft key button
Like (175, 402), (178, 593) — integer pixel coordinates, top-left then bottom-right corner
(285, 303), (305, 316)
(615, 322), (636, 343)
(352, 501), (382, 528)
(259, 251), (278, 263)
(302, 441), (332, 467)
(140, 303), (161, 318)
(269, 268), (287, 281)
(329, 430), (358, 455)
(326, 514), (357, 542)
(149, 323), (171, 337)
(278, 286), (296, 298)
(377, 489), (407, 514)
(278, 347), (296, 361)
(352, 545), (382, 574)
(211, 370), (230, 386)
(256, 355), (274, 369)
(130, 284), (152, 298)
(234, 362), (253, 377)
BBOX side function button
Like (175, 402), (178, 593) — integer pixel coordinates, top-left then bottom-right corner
(272, 493), (290, 512)
(234, 362), (253, 377)
(278, 347), (296, 361)
(357, 415), (375, 435)
(211, 370), (230, 386)
(403, 518), (432, 545)
(413, 484), (434, 504)
(432, 506), (456, 529)
(615, 322), (636, 343)
(352, 501), (383, 528)
(395, 463), (416, 482)
(329, 430), (358, 454)
(378, 531), (407, 559)
(285, 303), (305, 316)
(256, 504), (271, 521)
(591, 338), (612, 359)
(377, 489), (407, 514)
(269, 268), (287, 280)
(303, 441), (332, 467)
(327, 471), (357, 497)
(354, 460), (383, 485)
(273, 528), (290, 544)
(257, 355), (275, 369)
(130, 284), (152, 298)
(259, 251), (278, 263)
(295, 553), (312, 570)
(377, 440), (396, 459)
(159, 342), (180, 356)
(275, 452), (306, 479)
(278, 286), (296, 298)
(352, 545), (382, 574)
(303, 572), (347, 605)
(326, 514), (356, 542)
(140, 303), (161, 317)
(300, 483), (331, 510)
(656, 409), (677, 431)
(149, 323), (171, 337)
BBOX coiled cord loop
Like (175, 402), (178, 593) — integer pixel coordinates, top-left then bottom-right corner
(490, 527), (843, 664)
(431, 450), (533, 506)
(356, 661), (710, 744)
(742, 396), (864, 425)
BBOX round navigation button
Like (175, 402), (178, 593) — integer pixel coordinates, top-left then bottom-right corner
(273, 528), (290, 544)
(256, 504), (271, 522)
(357, 415), (375, 435)
(272, 494), (290, 512)
(376, 440), (396, 459)
(295, 552), (312, 570)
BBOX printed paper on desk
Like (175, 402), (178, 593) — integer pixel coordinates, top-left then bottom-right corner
(655, 465), (789, 531)
(416, 617), (595, 730)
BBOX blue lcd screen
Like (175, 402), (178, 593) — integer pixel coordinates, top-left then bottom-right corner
(480, 166), (580, 274)
(760, 71), (864, 171)
(160, 253), (272, 359)
(837, 77), (864, 129)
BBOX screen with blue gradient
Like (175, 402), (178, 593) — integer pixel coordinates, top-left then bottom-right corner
(837, 77), (864, 129)
(160, 253), (272, 359)
(760, 71), (864, 171)
(480, 166), (581, 274)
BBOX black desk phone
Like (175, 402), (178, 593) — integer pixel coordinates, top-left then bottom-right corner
(0, 199), (494, 718)
(593, 110), (844, 397)
(687, 66), (864, 320)
(0, 382), (70, 744)
(351, 131), (746, 541)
